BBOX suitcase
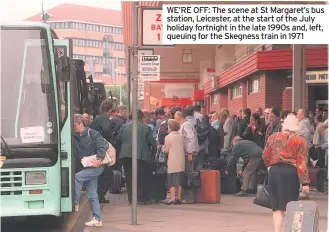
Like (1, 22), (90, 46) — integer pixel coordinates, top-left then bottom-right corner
(149, 173), (167, 201)
(221, 171), (240, 194)
(309, 167), (319, 186)
(283, 201), (319, 232)
(196, 170), (221, 203)
(108, 170), (122, 194)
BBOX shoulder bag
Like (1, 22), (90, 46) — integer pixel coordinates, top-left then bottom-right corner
(253, 176), (271, 209)
(88, 129), (116, 166)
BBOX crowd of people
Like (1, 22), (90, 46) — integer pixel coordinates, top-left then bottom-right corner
(72, 99), (328, 230)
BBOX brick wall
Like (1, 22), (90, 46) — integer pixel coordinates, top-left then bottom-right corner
(246, 74), (266, 112)
(209, 90), (229, 113)
(282, 88), (293, 111)
(265, 71), (288, 110)
(228, 80), (246, 116)
(218, 91), (228, 110)
(282, 86), (309, 112)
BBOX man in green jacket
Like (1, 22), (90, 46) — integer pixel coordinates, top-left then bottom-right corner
(119, 109), (156, 204)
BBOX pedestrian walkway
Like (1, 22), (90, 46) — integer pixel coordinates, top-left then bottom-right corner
(83, 192), (328, 232)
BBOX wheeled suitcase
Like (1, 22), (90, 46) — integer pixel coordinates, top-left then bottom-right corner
(149, 173), (167, 202)
(108, 170), (122, 194)
(196, 170), (221, 203)
(283, 201), (319, 232)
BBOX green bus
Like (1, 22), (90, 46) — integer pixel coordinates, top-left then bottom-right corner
(1, 22), (79, 227)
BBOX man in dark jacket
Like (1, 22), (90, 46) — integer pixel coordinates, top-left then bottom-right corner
(265, 107), (281, 144)
(225, 136), (263, 197)
(110, 105), (127, 171)
(91, 99), (115, 203)
(237, 108), (251, 137)
(119, 110), (156, 204)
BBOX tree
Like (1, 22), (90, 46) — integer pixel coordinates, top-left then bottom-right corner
(105, 83), (128, 106)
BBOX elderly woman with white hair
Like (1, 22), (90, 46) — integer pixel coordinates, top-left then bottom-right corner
(263, 114), (310, 232)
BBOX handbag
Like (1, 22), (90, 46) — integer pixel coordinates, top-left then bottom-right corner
(87, 129), (116, 167)
(152, 146), (167, 174)
(253, 176), (271, 209)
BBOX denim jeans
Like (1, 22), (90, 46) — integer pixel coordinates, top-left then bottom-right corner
(75, 165), (104, 220)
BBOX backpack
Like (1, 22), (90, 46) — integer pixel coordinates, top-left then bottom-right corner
(157, 118), (169, 145)
(195, 119), (210, 145)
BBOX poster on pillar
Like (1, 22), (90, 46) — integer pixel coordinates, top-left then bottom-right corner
(139, 55), (160, 81)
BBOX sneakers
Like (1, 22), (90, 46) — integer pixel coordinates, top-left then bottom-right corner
(235, 190), (248, 197)
(85, 217), (102, 227)
(75, 204), (79, 212)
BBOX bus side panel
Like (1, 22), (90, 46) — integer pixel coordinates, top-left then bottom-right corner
(54, 39), (74, 213)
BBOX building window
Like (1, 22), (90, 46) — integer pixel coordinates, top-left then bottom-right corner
(118, 58), (125, 66)
(231, 84), (242, 99)
(211, 94), (218, 105)
(249, 77), (260, 94)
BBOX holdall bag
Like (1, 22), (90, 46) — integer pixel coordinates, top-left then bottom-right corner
(87, 129), (116, 166)
(283, 201), (319, 232)
(149, 173), (167, 201)
(253, 177), (271, 209)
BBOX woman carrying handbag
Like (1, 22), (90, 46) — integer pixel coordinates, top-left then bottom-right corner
(261, 114), (310, 232)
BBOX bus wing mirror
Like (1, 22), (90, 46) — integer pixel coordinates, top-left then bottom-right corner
(58, 56), (71, 82)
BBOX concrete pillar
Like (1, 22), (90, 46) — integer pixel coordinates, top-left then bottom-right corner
(292, 44), (306, 111)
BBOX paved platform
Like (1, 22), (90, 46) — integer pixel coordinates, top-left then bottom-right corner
(83, 191), (328, 232)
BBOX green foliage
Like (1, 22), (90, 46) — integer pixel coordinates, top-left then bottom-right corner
(105, 83), (128, 106)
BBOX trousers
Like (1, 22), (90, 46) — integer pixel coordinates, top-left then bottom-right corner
(75, 166), (104, 220)
(122, 158), (151, 202)
(241, 157), (261, 191)
(97, 166), (113, 198)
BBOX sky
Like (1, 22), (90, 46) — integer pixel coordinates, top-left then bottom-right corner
(0, 0), (122, 22)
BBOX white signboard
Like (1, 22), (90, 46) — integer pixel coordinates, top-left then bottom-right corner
(138, 80), (145, 101)
(142, 8), (174, 46)
(139, 55), (160, 81)
(20, 126), (45, 144)
(138, 49), (154, 72)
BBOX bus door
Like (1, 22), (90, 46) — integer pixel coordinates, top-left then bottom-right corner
(53, 39), (75, 212)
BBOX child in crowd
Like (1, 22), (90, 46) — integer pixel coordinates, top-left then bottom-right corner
(162, 119), (185, 205)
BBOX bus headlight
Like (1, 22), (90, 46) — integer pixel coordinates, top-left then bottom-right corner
(25, 172), (46, 185)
